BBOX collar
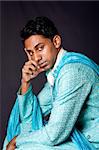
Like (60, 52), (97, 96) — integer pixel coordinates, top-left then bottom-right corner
(46, 48), (67, 86)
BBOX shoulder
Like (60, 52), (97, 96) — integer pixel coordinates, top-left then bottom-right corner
(58, 63), (97, 81)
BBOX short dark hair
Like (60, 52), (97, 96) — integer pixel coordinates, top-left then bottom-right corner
(20, 16), (60, 41)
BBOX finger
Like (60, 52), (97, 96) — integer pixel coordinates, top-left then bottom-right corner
(30, 71), (39, 79)
(25, 60), (39, 69)
(24, 48), (31, 61)
(23, 64), (38, 72)
(30, 60), (40, 68)
(38, 67), (45, 73)
(22, 68), (33, 75)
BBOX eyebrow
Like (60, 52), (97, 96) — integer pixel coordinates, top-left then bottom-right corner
(34, 43), (43, 48)
(25, 43), (43, 51)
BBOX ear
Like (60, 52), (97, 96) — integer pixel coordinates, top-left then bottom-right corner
(53, 35), (61, 49)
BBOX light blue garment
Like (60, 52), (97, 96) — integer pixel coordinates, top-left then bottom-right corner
(71, 128), (96, 150)
(52, 52), (99, 80)
(6, 98), (20, 142)
(6, 87), (43, 142)
(3, 51), (99, 150)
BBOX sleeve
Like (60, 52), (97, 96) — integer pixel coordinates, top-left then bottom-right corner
(17, 84), (34, 133)
(16, 64), (93, 147)
(2, 137), (8, 150)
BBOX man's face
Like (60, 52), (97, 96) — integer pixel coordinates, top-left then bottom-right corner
(24, 35), (61, 71)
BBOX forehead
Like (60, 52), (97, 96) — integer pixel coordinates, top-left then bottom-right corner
(24, 35), (51, 48)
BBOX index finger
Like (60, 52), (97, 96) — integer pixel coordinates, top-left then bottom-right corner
(24, 48), (31, 61)
(25, 60), (39, 69)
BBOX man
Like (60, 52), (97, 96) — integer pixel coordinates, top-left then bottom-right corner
(3, 16), (99, 150)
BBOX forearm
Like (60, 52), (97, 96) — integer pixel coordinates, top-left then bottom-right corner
(17, 84), (35, 133)
(21, 79), (30, 95)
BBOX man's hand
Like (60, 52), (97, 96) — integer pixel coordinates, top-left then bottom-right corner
(21, 60), (45, 94)
(6, 136), (17, 150)
(22, 60), (44, 82)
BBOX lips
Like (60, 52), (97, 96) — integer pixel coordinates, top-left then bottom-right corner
(39, 61), (48, 68)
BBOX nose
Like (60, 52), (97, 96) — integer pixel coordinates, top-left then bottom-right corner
(33, 52), (42, 62)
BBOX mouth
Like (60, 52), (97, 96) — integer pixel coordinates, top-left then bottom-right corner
(39, 61), (48, 68)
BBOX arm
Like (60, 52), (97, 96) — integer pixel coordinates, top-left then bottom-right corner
(4, 59), (45, 150)
(17, 59), (45, 133)
(17, 84), (34, 133)
(16, 64), (93, 147)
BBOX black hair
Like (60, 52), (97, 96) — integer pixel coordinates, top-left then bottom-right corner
(20, 16), (60, 41)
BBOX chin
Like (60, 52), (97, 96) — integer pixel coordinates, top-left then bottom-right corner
(44, 64), (52, 71)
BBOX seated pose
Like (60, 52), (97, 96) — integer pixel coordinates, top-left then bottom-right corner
(3, 16), (99, 150)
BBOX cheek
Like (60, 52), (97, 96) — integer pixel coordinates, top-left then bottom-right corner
(42, 46), (56, 62)
(42, 51), (51, 60)
(47, 54), (54, 63)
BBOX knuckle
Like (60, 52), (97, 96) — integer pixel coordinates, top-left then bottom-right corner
(22, 68), (24, 72)
(25, 61), (28, 65)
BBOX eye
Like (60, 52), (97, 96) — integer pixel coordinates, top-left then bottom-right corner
(38, 45), (44, 51)
(29, 51), (33, 56)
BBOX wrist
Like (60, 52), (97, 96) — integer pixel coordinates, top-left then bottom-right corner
(21, 78), (28, 83)
(21, 78), (30, 94)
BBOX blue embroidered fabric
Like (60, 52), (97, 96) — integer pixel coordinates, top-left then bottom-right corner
(6, 52), (98, 149)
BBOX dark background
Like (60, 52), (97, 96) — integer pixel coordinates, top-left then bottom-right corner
(1, 1), (99, 148)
